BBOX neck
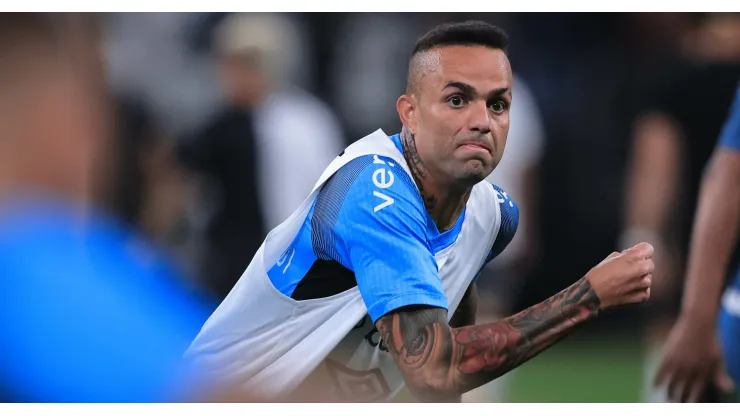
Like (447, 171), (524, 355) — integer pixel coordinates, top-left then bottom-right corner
(400, 127), (470, 232)
(0, 151), (90, 212)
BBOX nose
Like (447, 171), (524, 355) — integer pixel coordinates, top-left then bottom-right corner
(468, 100), (491, 135)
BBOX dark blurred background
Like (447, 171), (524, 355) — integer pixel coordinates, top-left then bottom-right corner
(2, 12), (740, 402)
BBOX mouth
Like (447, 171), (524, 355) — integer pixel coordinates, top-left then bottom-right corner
(457, 140), (492, 153)
(459, 143), (488, 151)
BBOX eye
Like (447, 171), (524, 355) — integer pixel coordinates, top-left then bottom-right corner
(447, 95), (466, 108)
(489, 100), (507, 114)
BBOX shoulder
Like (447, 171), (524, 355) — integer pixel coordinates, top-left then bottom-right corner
(311, 154), (430, 265)
(490, 183), (520, 222)
(471, 181), (520, 223)
(486, 183), (520, 258)
(317, 154), (424, 221)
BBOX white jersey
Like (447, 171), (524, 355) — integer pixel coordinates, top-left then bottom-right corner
(185, 129), (518, 401)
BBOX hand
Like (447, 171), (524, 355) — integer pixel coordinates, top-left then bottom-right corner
(654, 315), (735, 402)
(584, 242), (655, 310)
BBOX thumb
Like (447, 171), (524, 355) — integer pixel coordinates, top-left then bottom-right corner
(714, 366), (735, 393)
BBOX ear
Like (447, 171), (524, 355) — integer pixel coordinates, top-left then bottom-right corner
(396, 94), (418, 134)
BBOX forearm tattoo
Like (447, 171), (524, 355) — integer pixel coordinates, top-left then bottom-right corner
(376, 277), (601, 399)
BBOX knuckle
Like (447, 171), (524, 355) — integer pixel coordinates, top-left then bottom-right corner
(643, 274), (652, 287)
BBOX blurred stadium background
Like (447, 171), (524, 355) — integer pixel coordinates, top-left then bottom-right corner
(1, 11), (740, 402)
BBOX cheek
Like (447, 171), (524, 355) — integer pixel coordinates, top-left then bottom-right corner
(492, 115), (510, 150)
(421, 107), (463, 144)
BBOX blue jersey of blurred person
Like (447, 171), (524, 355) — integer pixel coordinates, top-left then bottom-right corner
(716, 85), (740, 383)
(0, 198), (214, 402)
(0, 14), (215, 402)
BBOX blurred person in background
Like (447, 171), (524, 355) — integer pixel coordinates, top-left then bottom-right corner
(181, 12), (344, 301)
(619, 13), (740, 402)
(104, 95), (203, 291)
(329, 13), (423, 139)
(0, 13), (216, 402)
(653, 85), (740, 403)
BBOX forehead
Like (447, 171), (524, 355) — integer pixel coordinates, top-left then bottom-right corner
(423, 45), (512, 92)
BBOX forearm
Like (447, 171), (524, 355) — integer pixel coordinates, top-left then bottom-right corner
(681, 150), (740, 321)
(378, 277), (600, 400)
(447, 276), (599, 393)
(622, 113), (681, 243)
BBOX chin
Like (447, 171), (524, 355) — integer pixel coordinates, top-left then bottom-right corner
(455, 160), (494, 186)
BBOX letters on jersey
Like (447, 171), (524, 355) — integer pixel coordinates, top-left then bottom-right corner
(372, 154), (395, 212)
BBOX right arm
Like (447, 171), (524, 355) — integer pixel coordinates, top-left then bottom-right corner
(375, 244), (654, 402)
(335, 156), (653, 401)
(375, 276), (600, 401)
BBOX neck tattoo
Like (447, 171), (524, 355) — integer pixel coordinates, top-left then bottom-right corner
(400, 128), (472, 232)
(401, 128), (437, 210)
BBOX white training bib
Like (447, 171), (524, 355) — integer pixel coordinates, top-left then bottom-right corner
(185, 129), (502, 401)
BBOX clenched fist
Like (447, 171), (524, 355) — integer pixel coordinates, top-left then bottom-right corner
(585, 242), (655, 310)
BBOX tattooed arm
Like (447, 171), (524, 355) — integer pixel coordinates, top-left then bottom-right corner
(443, 283), (478, 403)
(376, 277), (601, 402)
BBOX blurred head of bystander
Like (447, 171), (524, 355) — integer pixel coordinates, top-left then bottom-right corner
(0, 13), (220, 403)
(212, 13), (301, 109)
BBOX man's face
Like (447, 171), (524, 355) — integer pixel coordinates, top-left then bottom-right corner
(403, 45), (513, 186)
(218, 54), (267, 109)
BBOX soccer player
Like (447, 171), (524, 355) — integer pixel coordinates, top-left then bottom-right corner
(654, 85), (740, 403)
(186, 21), (655, 403)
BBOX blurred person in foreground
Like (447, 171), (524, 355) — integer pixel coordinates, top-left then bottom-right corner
(652, 85), (740, 403)
(0, 13), (217, 402)
(619, 13), (740, 402)
(186, 21), (655, 403)
(181, 13), (344, 301)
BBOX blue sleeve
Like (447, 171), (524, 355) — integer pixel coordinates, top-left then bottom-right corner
(473, 184), (520, 282)
(330, 155), (448, 323)
(718, 86), (740, 151)
(0, 214), (213, 402)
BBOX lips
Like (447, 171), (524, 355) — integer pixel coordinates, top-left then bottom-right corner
(457, 139), (492, 153)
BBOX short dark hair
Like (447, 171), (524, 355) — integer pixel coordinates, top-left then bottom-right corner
(412, 20), (509, 57)
(406, 21), (509, 95)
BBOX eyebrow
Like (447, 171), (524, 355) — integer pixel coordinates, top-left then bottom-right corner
(443, 81), (476, 96)
(443, 81), (510, 99)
